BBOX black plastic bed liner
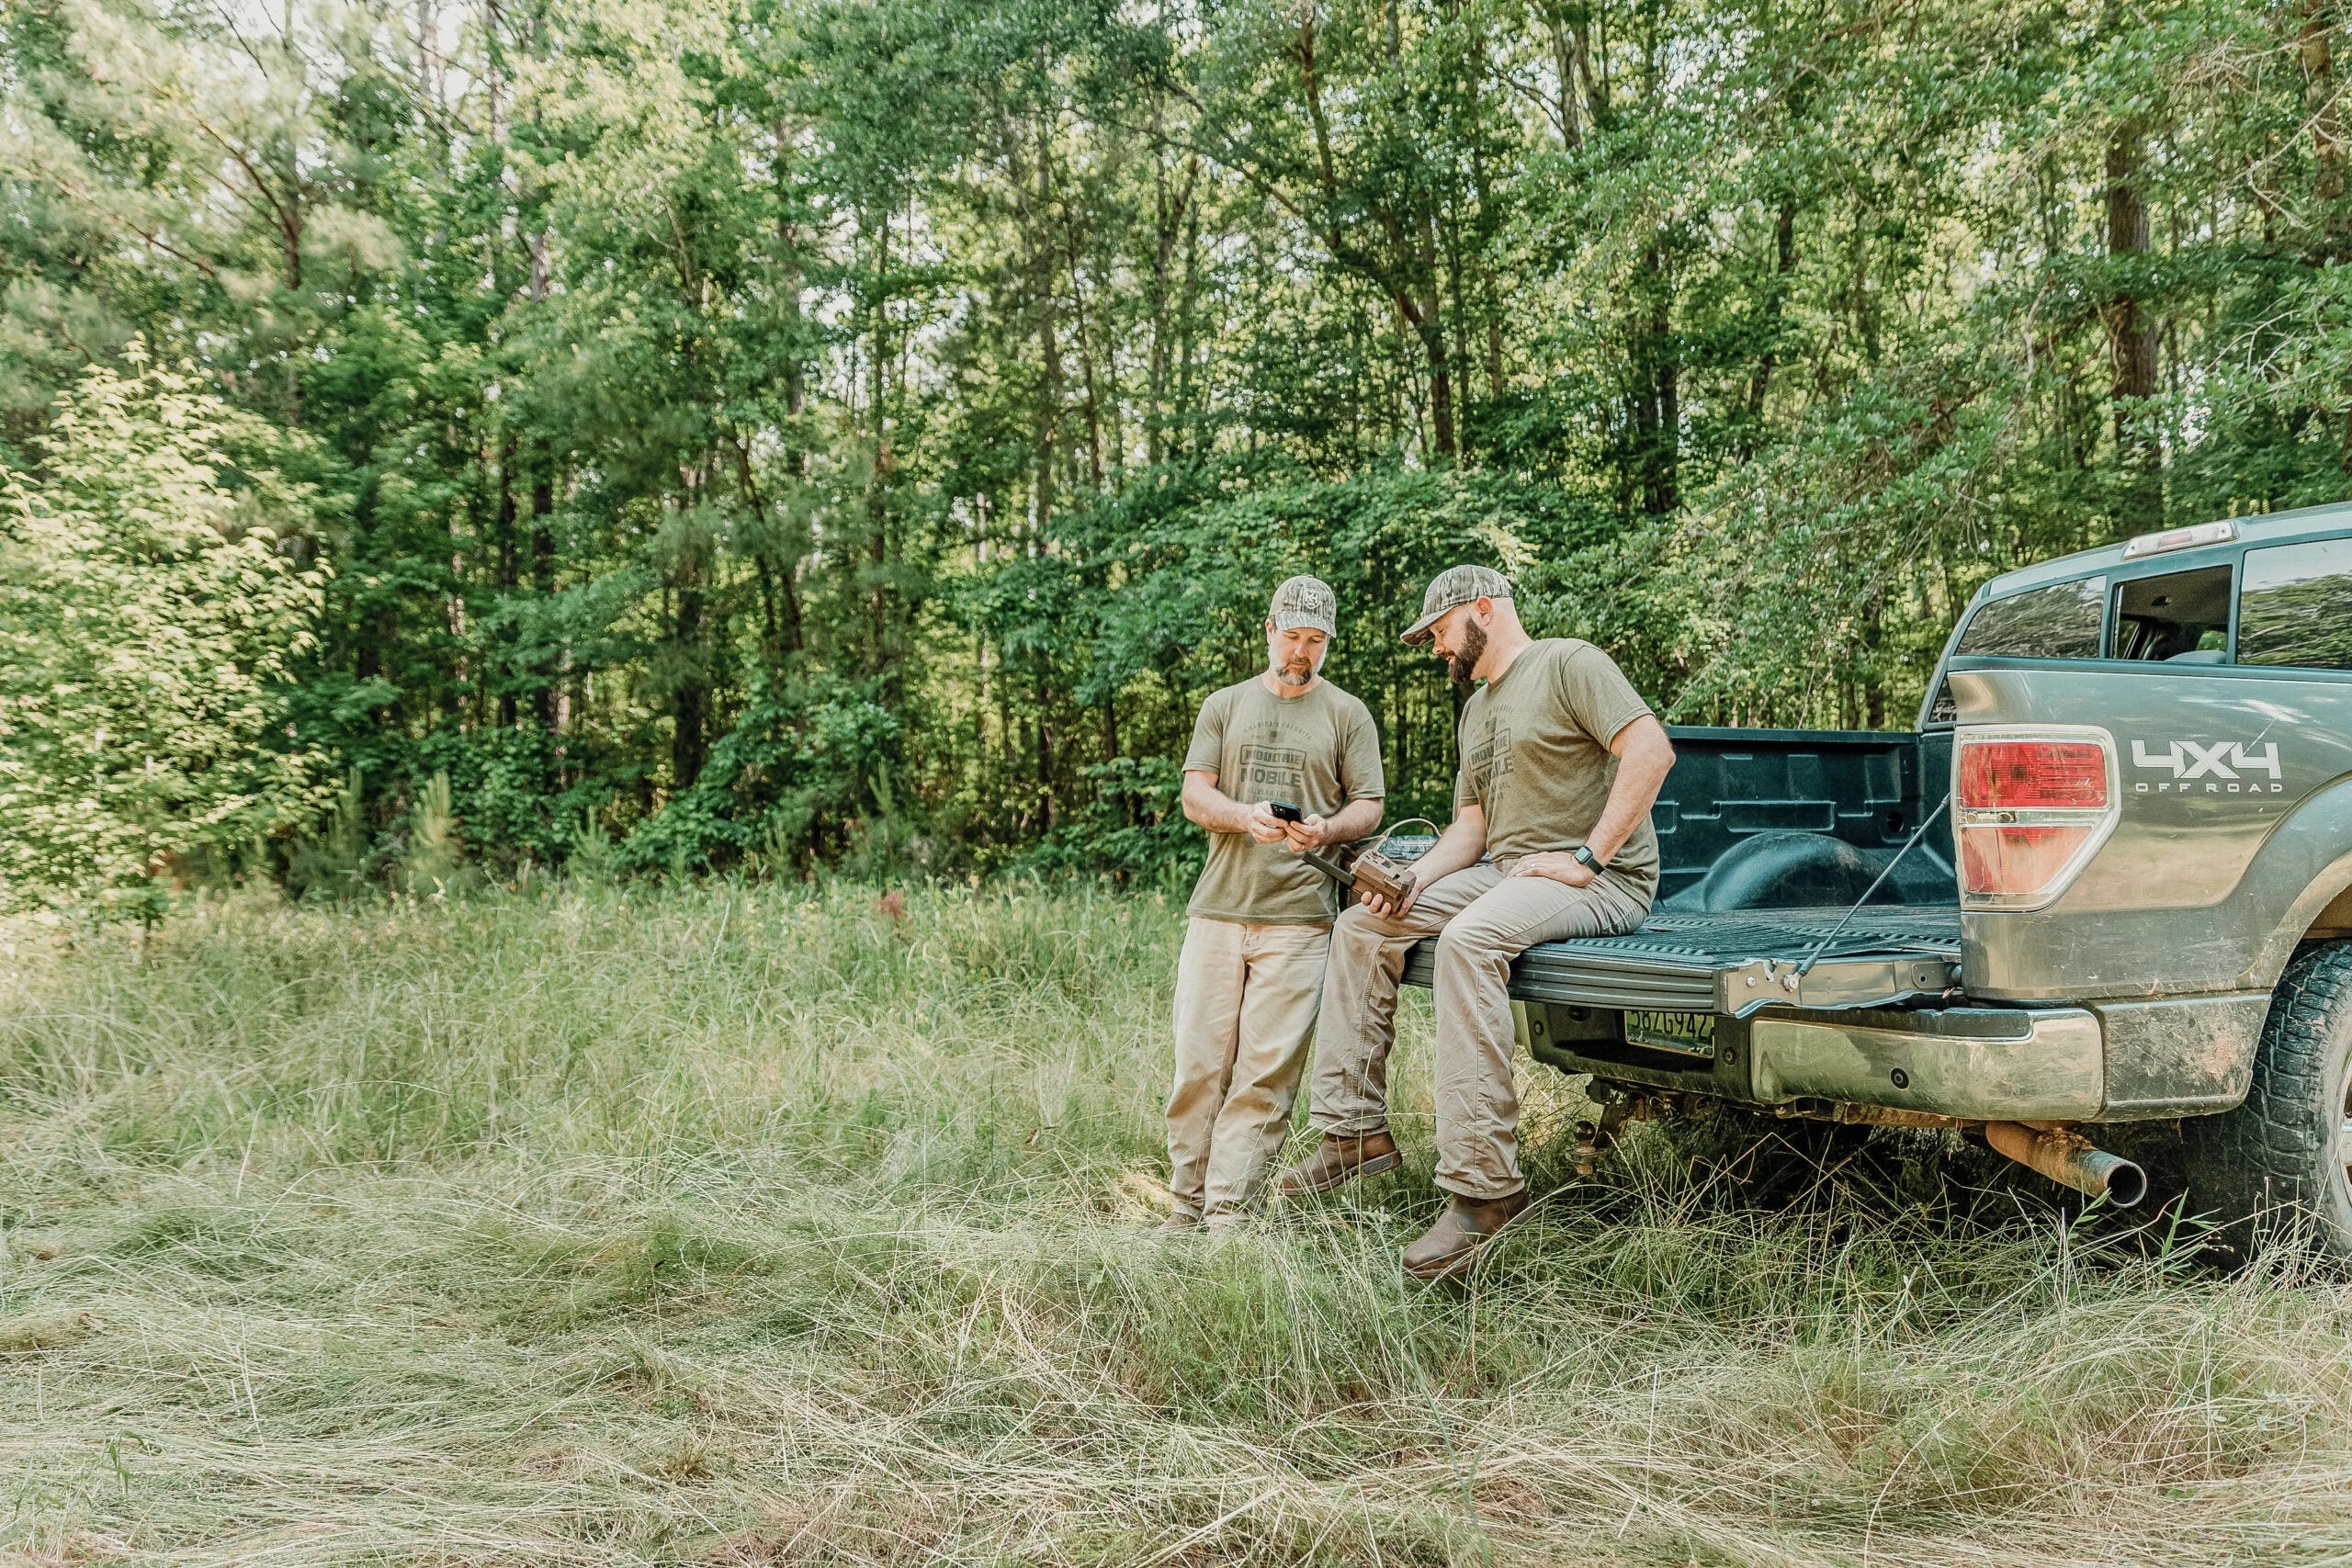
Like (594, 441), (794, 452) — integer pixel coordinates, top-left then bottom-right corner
(1400, 906), (1962, 1016)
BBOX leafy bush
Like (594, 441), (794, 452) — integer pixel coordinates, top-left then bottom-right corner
(620, 671), (905, 876)
(0, 347), (327, 921)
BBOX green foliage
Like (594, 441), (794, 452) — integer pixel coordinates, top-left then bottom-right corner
(286, 765), (368, 903)
(619, 671), (905, 874)
(0, 349), (327, 919)
(7, 0), (2352, 879)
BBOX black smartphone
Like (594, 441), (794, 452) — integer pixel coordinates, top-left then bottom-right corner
(1266, 800), (1305, 823)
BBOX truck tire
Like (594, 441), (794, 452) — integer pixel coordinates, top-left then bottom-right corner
(2184, 942), (2352, 1258)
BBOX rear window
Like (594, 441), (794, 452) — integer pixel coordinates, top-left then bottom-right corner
(2240, 538), (2352, 670)
(1953, 576), (2107, 659)
(2109, 565), (2233, 660)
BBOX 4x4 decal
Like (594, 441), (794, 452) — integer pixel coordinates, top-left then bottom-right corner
(2131, 739), (2283, 793)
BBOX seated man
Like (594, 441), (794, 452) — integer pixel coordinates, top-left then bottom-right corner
(1279, 565), (1676, 1279)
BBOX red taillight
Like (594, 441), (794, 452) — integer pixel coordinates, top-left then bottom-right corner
(1959, 741), (2108, 809)
(1954, 731), (2117, 908)
(1960, 825), (2090, 899)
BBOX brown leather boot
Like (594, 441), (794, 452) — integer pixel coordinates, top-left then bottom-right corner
(1277, 1128), (1401, 1197)
(1402, 1190), (1529, 1280)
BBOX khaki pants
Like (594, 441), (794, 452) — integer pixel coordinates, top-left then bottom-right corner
(1167, 918), (1332, 1219)
(1308, 863), (1648, 1201)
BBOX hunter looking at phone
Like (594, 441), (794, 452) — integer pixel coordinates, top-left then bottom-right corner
(1278, 566), (1677, 1280)
(1163, 576), (1385, 1230)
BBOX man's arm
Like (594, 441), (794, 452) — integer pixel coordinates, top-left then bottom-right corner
(1510, 715), (1676, 886)
(1360, 803), (1487, 919)
(1182, 770), (1287, 843)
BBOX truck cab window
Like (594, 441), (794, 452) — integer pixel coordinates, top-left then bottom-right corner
(2109, 565), (2233, 661)
(1952, 575), (2106, 660)
(2240, 537), (2352, 670)
(1932, 576), (2108, 720)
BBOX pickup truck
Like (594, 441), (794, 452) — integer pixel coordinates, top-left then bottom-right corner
(1399, 503), (2352, 1254)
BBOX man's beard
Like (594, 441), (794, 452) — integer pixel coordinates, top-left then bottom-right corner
(1272, 644), (1325, 687)
(1447, 618), (1487, 694)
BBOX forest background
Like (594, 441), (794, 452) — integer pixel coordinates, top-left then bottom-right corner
(7, 0), (2352, 907)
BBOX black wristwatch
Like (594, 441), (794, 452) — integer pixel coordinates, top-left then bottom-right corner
(1571, 845), (1606, 874)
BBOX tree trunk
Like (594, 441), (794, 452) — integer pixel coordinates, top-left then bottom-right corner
(775, 119), (809, 463)
(496, 436), (518, 728)
(672, 571), (707, 792)
(1397, 291), (1456, 458)
(1148, 147), (1170, 467)
(1028, 126), (1062, 525)
(1745, 198), (1799, 439)
(1548, 15), (1581, 147)
(280, 207), (302, 294)
(2308, 2), (2346, 214)
(2105, 128), (2162, 525)
(1175, 206), (1201, 458)
(1065, 219), (1104, 487)
(1102, 695), (1128, 825)
(730, 434), (804, 661)
(1148, 135), (1197, 466)
(531, 446), (556, 731)
(1632, 249), (1678, 514)
(1035, 697), (1055, 831)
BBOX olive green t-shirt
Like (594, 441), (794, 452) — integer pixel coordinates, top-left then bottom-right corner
(1453, 637), (1660, 903)
(1183, 678), (1385, 925)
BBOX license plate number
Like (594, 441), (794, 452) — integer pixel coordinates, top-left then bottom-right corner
(1623, 1010), (1715, 1058)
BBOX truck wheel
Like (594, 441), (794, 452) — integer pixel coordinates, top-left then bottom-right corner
(2184, 941), (2352, 1258)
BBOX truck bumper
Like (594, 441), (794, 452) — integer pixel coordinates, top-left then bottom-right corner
(1520, 991), (2270, 1124)
(1747, 1007), (2105, 1120)
(1521, 999), (2112, 1120)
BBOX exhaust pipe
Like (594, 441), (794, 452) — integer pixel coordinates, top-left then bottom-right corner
(1984, 1122), (2146, 1208)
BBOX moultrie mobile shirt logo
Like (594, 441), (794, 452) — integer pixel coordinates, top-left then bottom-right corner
(2130, 739), (2284, 793)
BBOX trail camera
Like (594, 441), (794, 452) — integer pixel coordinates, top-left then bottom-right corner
(1291, 817), (1437, 907)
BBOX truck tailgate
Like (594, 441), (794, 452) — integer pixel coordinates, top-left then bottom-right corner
(1400, 907), (1962, 1016)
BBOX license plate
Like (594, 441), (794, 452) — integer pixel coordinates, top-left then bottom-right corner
(1623, 1009), (1715, 1058)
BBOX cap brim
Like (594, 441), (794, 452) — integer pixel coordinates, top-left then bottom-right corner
(1400, 607), (1447, 645)
(1272, 615), (1335, 635)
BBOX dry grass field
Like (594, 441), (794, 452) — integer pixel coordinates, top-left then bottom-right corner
(6, 883), (2352, 1565)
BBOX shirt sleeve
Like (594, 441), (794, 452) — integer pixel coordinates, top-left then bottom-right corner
(1182, 690), (1227, 778)
(1557, 644), (1655, 749)
(1453, 703), (1480, 811)
(1341, 700), (1386, 801)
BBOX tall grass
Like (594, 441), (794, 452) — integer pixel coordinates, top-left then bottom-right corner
(5, 883), (2352, 1565)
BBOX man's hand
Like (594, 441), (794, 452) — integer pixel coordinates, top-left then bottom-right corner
(1246, 802), (1289, 844)
(1357, 802), (1482, 924)
(1510, 851), (1596, 888)
(1358, 874), (1419, 921)
(1281, 812), (1329, 853)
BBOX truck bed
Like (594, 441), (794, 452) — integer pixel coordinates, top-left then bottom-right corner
(1391, 725), (1962, 1018)
(1402, 906), (1961, 1016)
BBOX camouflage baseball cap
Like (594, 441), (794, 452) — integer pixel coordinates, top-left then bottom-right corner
(1269, 575), (1338, 636)
(1401, 564), (1512, 644)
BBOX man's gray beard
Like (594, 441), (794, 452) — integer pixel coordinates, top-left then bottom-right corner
(1271, 645), (1326, 687)
(1448, 618), (1487, 694)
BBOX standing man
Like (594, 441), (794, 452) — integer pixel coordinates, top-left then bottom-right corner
(1278, 566), (1676, 1279)
(1165, 576), (1386, 1232)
